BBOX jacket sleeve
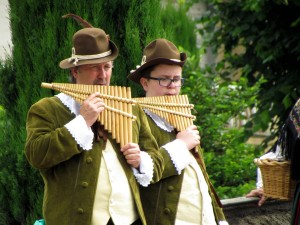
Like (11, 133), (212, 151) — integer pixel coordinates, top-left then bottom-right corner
(132, 105), (179, 184)
(24, 98), (82, 169)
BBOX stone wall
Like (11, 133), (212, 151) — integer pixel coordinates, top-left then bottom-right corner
(222, 197), (292, 225)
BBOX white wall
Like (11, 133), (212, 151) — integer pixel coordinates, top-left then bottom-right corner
(0, 0), (11, 60)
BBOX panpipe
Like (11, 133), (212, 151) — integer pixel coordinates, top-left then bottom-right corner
(133, 95), (195, 132)
(41, 82), (135, 147)
(134, 95), (199, 153)
(41, 83), (196, 147)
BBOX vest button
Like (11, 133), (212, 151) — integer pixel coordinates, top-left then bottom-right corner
(86, 157), (93, 164)
(77, 208), (84, 214)
(168, 185), (174, 191)
(164, 208), (171, 214)
(81, 182), (89, 188)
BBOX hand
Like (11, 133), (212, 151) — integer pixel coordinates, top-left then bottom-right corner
(246, 188), (267, 206)
(176, 125), (200, 150)
(80, 92), (105, 127)
(121, 143), (141, 168)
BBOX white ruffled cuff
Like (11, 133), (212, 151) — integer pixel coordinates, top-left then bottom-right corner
(64, 115), (94, 150)
(132, 151), (153, 187)
(162, 139), (191, 174)
(219, 221), (229, 225)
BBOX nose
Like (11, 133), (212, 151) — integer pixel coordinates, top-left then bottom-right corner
(97, 66), (107, 78)
(167, 80), (177, 88)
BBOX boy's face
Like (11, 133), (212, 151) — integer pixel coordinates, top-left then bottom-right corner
(140, 64), (182, 97)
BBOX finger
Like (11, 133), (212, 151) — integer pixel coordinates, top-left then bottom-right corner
(91, 97), (104, 104)
(124, 153), (139, 160)
(185, 127), (193, 133)
(127, 159), (139, 168)
(246, 193), (254, 198)
(258, 196), (267, 206)
(129, 149), (140, 156)
(187, 125), (197, 130)
(85, 92), (101, 101)
(246, 190), (259, 197)
(94, 101), (106, 109)
(120, 143), (138, 152)
(124, 142), (138, 148)
(189, 129), (199, 137)
(123, 148), (139, 156)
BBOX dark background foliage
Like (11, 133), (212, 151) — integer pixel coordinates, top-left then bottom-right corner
(200, 0), (300, 144)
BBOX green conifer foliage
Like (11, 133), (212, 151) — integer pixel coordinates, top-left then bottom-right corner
(1, 1), (196, 224)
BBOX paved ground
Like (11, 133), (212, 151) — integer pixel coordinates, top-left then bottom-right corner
(223, 198), (292, 225)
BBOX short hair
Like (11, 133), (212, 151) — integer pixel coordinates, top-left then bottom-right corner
(141, 65), (156, 78)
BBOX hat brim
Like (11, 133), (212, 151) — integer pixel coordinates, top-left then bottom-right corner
(127, 52), (187, 84)
(59, 40), (119, 69)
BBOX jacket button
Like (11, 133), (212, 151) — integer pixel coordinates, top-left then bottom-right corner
(81, 182), (88, 188)
(86, 157), (93, 164)
(77, 208), (84, 214)
(168, 185), (174, 191)
(164, 208), (171, 214)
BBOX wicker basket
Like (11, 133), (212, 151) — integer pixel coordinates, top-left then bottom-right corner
(254, 158), (297, 200)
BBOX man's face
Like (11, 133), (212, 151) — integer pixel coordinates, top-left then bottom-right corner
(71, 61), (113, 85)
(140, 64), (182, 97)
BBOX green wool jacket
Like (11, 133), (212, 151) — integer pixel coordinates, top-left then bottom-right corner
(140, 115), (227, 225)
(25, 96), (178, 225)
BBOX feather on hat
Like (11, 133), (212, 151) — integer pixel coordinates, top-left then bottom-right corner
(59, 13), (118, 69)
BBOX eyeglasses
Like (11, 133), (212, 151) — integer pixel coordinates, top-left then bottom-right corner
(147, 77), (185, 87)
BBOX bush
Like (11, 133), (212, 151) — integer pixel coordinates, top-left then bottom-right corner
(181, 48), (265, 198)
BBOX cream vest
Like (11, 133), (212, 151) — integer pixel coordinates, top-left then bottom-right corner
(91, 140), (138, 225)
(176, 152), (217, 225)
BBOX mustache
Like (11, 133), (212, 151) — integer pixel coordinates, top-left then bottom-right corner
(93, 79), (107, 85)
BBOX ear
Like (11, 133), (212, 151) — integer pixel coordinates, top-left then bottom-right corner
(71, 67), (79, 80)
(140, 77), (149, 91)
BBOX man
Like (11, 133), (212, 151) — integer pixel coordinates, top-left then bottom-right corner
(25, 26), (200, 225)
(128, 38), (228, 225)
